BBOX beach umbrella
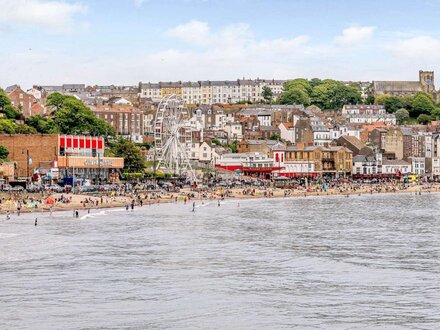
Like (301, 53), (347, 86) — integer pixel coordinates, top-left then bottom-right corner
(4, 200), (15, 207)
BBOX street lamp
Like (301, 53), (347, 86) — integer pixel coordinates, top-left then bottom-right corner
(22, 149), (32, 185)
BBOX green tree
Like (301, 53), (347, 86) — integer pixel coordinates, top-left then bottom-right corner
(0, 88), (20, 119)
(15, 123), (37, 134)
(417, 114), (432, 124)
(261, 86), (273, 102)
(0, 119), (16, 134)
(110, 138), (145, 172)
(374, 94), (403, 113)
(311, 80), (361, 109)
(269, 134), (280, 141)
(27, 115), (58, 133)
(279, 87), (310, 106)
(395, 108), (410, 124)
(48, 93), (114, 136)
(283, 78), (312, 94)
(0, 145), (9, 160)
(366, 95), (375, 105)
(411, 92), (436, 117)
(309, 78), (322, 88)
(46, 92), (67, 111)
(229, 140), (238, 153)
(400, 94), (414, 111)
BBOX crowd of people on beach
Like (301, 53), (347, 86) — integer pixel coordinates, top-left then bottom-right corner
(0, 176), (438, 220)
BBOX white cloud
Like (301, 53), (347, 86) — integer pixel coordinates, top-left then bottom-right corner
(0, 0), (87, 32)
(388, 36), (440, 61)
(166, 20), (211, 46)
(335, 25), (375, 46)
(133, 0), (146, 8)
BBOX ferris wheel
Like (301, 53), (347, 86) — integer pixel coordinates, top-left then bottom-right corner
(154, 94), (195, 179)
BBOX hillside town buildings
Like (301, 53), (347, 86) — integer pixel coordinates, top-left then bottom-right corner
(2, 70), (440, 181)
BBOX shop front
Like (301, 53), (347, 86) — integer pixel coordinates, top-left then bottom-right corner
(57, 156), (124, 183)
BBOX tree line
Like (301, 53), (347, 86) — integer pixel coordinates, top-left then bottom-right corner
(373, 92), (440, 124)
(277, 78), (362, 109)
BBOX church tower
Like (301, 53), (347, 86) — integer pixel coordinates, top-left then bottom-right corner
(419, 70), (435, 93)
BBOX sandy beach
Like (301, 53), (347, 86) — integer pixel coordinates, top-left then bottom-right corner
(0, 182), (436, 215)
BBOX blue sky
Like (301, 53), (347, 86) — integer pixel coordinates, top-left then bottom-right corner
(1, 0), (440, 88)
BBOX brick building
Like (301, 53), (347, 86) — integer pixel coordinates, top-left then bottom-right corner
(7, 85), (41, 118)
(275, 142), (353, 177)
(0, 134), (123, 182)
(90, 105), (144, 143)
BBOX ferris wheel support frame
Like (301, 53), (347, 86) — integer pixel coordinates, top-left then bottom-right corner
(153, 94), (196, 180)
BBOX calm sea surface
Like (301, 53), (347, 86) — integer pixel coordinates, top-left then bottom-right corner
(1, 193), (439, 329)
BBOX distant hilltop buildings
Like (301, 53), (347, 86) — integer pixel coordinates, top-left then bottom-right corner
(372, 70), (437, 100)
(4, 69), (435, 109)
(139, 79), (285, 105)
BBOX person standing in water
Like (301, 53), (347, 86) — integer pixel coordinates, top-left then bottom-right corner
(34, 218), (37, 226)
(192, 202), (195, 212)
(6, 211), (10, 220)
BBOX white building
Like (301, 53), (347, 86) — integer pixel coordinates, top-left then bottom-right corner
(409, 157), (426, 175)
(224, 122), (243, 141)
(311, 117), (331, 146)
(330, 125), (361, 140)
(139, 83), (161, 101)
(279, 122), (295, 143)
(431, 157), (440, 176)
(381, 160), (411, 175)
(139, 78), (286, 105)
(239, 108), (272, 126)
(352, 155), (378, 176)
(182, 82), (202, 105)
(342, 104), (396, 124)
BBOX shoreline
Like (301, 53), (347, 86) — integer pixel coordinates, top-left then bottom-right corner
(0, 184), (435, 215)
